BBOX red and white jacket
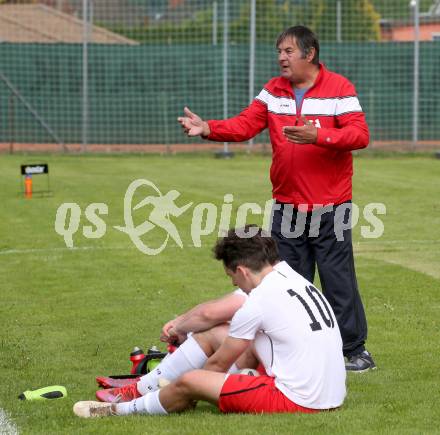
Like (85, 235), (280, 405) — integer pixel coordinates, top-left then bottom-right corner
(207, 64), (369, 209)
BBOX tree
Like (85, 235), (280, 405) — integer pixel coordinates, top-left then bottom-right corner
(0, 0), (42, 3)
(230, 0), (380, 43)
(315, 0), (381, 42)
(371, 0), (434, 20)
(227, 0), (325, 43)
(111, 0), (381, 44)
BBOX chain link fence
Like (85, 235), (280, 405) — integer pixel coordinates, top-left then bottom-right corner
(0, 0), (439, 152)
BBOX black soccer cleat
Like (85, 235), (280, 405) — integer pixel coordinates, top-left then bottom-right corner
(345, 350), (377, 372)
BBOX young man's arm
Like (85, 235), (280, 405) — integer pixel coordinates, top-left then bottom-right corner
(203, 336), (251, 373)
(161, 292), (246, 344)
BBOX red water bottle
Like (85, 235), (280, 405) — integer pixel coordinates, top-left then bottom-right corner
(130, 347), (146, 374)
(167, 343), (177, 353)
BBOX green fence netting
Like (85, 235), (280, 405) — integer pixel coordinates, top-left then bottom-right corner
(0, 42), (439, 145)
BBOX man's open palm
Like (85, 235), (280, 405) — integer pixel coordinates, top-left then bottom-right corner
(177, 107), (210, 137)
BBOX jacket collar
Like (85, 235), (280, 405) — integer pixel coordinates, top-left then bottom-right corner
(274, 62), (326, 91)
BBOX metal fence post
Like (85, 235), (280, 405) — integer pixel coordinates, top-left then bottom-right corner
(336, 0), (342, 43)
(411, 0), (420, 149)
(213, 1), (218, 46)
(8, 94), (14, 154)
(248, 0), (256, 151)
(82, 0), (90, 153)
(222, 0), (229, 154)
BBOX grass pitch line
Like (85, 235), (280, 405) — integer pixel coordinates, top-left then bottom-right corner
(0, 244), (206, 255)
(0, 239), (438, 257)
(357, 252), (440, 280)
(0, 408), (18, 435)
(0, 246), (129, 256)
(355, 240), (440, 245)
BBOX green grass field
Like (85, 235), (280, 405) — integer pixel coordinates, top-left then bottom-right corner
(0, 152), (439, 434)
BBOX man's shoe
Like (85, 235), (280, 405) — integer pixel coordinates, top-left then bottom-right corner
(73, 401), (116, 418)
(96, 383), (142, 403)
(345, 350), (377, 372)
(96, 376), (140, 389)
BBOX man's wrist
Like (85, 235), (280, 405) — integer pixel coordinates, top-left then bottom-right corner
(202, 122), (211, 137)
(172, 324), (184, 336)
(315, 127), (331, 146)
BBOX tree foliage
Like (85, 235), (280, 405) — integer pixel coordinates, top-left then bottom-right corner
(315, 0), (381, 42)
(0, 0), (42, 3)
(113, 0), (381, 44)
(371, 0), (434, 20)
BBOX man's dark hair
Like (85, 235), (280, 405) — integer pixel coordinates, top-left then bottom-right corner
(276, 25), (320, 65)
(213, 225), (280, 272)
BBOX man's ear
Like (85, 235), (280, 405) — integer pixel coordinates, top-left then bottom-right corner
(235, 265), (249, 278)
(306, 47), (316, 63)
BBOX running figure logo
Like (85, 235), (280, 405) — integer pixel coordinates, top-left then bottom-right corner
(114, 179), (193, 255)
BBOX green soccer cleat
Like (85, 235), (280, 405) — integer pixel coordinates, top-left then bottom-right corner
(18, 386), (67, 400)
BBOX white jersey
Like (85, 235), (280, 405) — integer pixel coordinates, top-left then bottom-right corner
(233, 288), (248, 298)
(228, 261), (346, 409)
(232, 262), (288, 299)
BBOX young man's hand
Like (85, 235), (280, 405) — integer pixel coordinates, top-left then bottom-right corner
(160, 319), (187, 344)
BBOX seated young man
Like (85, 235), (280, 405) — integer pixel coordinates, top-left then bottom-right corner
(95, 234), (279, 402)
(74, 226), (346, 417)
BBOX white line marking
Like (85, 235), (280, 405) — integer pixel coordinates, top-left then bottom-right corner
(0, 246), (128, 255)
(354, 240), (440, 245)
(0, 240), (438, 256)
(357, 252), (440, 280)
(0, 408), (18, 435)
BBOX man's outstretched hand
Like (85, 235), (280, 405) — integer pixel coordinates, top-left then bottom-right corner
(177, 107), (211, 137)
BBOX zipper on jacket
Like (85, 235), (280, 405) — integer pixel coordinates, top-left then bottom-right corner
(294, 65), (321, 125)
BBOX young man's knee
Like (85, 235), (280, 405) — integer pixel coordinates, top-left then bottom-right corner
(174, 370), (205, 395)
(236, 346), (259, 369)
(193, 323), (230, 353)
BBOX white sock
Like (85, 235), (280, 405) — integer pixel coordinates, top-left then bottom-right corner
(144, 391), (168, 415)
(116, 390), (167, 415)
(228, 363), (240, 374)
(137, 335), (208, 395)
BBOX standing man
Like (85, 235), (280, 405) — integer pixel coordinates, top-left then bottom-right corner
(177, 25), (374, 371)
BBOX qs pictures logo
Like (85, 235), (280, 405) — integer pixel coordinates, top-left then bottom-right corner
(55, 179), (386, 255)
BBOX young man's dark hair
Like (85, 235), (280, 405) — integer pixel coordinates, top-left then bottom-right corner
(213, 225), (279, 272)
(276, 25), (320, 65)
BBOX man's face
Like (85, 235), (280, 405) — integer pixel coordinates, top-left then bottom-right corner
(224, 266), (253, 293)
(277, 37), (311, 83)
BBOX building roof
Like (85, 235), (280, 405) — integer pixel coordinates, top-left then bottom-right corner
(66, 0), (198, 27)
(0, 4), (137, 44)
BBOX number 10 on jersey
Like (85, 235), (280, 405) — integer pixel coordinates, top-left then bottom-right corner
(287, 285), (335, 332)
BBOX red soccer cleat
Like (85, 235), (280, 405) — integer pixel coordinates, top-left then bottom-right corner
(96, 383), (142, 403)
(96, 376), (140, 389)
